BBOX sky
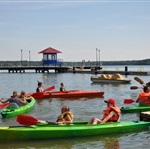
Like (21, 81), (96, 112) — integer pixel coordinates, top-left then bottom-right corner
(0, 0), (150, 62)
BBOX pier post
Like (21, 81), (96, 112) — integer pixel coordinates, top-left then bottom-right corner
(125, 66), (128, 75)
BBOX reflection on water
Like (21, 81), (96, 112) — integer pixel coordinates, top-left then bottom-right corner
(0, 132), (149, 149)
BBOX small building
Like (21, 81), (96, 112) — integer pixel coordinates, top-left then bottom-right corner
(39, 47), (62, 66)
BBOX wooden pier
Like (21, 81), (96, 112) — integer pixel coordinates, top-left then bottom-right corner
(0, 66), (70, 73)
(0, 66), (149, 75)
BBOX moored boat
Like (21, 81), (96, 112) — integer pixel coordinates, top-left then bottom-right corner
(1, 98), (35, 118)
(91, 73), (131, 83)
(29, 90), (104, 99)
(0, 121), (150, 140)
(121, 106), (150, 113)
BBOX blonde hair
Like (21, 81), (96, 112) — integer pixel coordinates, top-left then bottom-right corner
(62, 105), (70, 112)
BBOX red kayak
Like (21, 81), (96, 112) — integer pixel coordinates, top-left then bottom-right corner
(0, 103), (9, 109)
(29, 90), (104, 99)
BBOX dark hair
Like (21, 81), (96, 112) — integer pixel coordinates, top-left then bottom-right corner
(143, 86), (149, 92)
(38, 82), (42, 86)
(21, 91), (26, 95)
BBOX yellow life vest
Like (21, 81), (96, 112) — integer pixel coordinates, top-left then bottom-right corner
(56, 112), (73, 123)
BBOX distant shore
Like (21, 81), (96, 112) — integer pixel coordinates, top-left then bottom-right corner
(0, 58), (150, 67)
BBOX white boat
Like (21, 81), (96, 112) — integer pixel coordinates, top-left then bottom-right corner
(91, 73), (131, 83)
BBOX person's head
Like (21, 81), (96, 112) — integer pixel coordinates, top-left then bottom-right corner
(12, 91), (18, 97)
(60, 82), (64, 87)
(19, 91), (26, 98)
(38, 82), (42, 87)
(143, 86), (149, 92)
(20, 91), (26, 96)
(104, 98), (116, 106)
(61, 105), (70, 113)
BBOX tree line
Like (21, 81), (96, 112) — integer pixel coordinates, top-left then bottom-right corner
(0, 58), (150, 67)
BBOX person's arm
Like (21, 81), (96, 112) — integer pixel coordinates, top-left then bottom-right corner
(101, 111), (115, 124)
(42, 86), (45, 90)
(19, 98), (27, 104)
(57, 114), (72, 124)
(25, 96), (32, 100)
(0, 98), (10, 103)
(64, 114), (73, 124)
(136, 94), (141, 103)
(136, 98), (140, 103)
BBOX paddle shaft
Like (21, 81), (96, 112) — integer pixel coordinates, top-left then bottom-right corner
(17, 115), (57, 126)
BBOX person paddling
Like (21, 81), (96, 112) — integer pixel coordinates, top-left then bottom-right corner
(136, 86), (150, 106)
(59, 82), (68, 92)
(36, 82), (45, 93)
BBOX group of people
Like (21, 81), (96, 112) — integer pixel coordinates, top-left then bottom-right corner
(36, 82), (67, 93)
(0, 91), (32, 108)
(55, 98), (121, 125)
(56, 85), (150, 125)
(3, 81), (148, 125)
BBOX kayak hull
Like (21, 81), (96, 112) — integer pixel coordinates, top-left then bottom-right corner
(1, 98), (35, 118)
(91, 74), (131, 84)
(29, 90), (104, 99)
(121, 106), (150, 113)
(0, 121), (149, 140)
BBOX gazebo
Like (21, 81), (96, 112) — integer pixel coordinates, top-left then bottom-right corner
(39, 47), (62, 66)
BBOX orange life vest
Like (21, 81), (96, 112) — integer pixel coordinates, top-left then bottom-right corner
(138, 92), (150, 105)
(102, 105), (120, 122)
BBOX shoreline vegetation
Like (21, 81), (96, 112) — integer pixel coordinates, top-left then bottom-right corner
(0, 58), (150, 67)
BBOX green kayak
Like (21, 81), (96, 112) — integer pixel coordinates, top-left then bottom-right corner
(121, 106), (150, 113)
(0, 121), (150, 140)
(1, 98), (35, 118)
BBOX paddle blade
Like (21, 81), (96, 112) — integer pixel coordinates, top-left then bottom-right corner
(130, 86), (138, 90)
(124, 99), (135, 104)
(134, 77), (144, 85)
(0, 103), (9, 108)
(17, 115), (39, 126)
(44, 86), (55, 92)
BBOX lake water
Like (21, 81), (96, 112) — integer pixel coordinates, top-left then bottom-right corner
(0, 65), (150, 149)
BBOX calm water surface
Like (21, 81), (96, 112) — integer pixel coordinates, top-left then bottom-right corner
(0, 66), (150, 149)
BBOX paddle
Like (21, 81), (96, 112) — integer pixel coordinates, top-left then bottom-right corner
(134, 77), (144, 85)
(130, 86), (143, 90)
(0, 103), (9, 108)
(124, 99), (136, 104)
(43, 86), (55, 92)
(16, 115), (48, 126)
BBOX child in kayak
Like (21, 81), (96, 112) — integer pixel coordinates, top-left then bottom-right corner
(88, 98), (121, 124)
(36, 82), (45, 92)
(56, 105), (73, 125)
(59, 82), (68, 92)
(19, 91), (32, 106)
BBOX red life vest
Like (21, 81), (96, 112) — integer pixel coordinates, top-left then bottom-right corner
(138, 92), (150, 105)
(102, 105), (120, 122)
